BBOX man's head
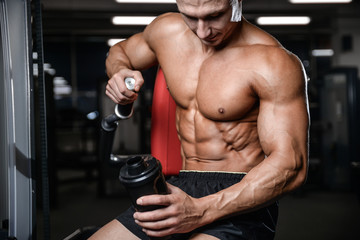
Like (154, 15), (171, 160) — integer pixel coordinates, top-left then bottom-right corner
(177, 0), (242, 47)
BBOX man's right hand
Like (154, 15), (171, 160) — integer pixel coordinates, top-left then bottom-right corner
(105, 68), (144, 105)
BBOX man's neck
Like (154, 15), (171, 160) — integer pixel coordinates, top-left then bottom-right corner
(214, 20), (244, 51)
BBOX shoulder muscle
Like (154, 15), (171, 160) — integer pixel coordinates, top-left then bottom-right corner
(253, 46), (307, 102)
(144, 13), (188, 52)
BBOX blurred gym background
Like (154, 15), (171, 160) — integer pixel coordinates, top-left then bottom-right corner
(1, 0), (360, 239)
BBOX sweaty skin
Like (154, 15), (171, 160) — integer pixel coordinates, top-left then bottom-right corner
(91, 0), (309, 239)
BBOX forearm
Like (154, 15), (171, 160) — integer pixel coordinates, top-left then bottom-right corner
(198, 153), (307, 225)
(105, 32), (158, 79)
(106, 43), (133, 78)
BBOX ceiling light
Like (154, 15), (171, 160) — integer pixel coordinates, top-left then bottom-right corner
(115, 0), (176, 3)
(112, 16), (156, 25)
(256, 16), (311, 25)
(312, 49), (334, 57)
(107, 38), (126, 46)
(289, 0), (351, 3)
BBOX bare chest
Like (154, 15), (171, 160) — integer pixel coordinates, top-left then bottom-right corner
(163, 52), (259, 121)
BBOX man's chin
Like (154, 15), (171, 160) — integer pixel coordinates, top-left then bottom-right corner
(201, 39), (220, 47)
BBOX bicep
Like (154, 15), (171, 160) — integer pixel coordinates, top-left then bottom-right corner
(258, 97), (309, 160)
(256, 59), (309, 171)
(257, 93), (309, 191)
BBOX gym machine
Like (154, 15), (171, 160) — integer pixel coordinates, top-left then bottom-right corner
(0, 0), (37, 239)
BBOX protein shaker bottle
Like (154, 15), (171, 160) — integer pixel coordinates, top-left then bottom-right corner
(119, 155), (168, 212)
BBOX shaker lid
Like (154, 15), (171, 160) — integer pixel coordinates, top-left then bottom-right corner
(119, 156), (161, 185)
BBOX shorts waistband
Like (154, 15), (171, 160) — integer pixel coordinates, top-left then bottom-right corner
(178, 170), (246, 181)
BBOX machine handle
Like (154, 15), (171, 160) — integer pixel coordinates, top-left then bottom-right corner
(99, 77), (136, 167)
(101, 77), (136, 132)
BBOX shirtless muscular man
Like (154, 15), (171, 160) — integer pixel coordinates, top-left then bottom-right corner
(90, 0), (309, 239)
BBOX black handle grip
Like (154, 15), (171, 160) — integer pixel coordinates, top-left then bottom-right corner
(114, 103), (133, 120)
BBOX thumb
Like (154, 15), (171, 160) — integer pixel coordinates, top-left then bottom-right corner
(134, 84), (141, 92)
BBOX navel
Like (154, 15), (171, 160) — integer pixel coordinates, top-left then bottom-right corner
(218, 108), (225, 114)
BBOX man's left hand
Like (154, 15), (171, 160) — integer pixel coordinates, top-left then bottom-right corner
(133, 183), (206, 237)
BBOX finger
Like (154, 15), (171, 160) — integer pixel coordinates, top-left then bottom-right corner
(134, 206), (173, 222)
(105, 89), (120, 104)
(120, 70), (145, 92)
(115, 70), (144, 92)
(141, 226), (174, 238)
(132, 71), (145, 92)
(117, 92), (138, 105)
(107, 77), (138, 104)
(109, 74), (136, 99)
(105, 84), (121, 102)
(137, 194), (171, 207)
(117, 82), (137, 98)
(135, 217), (178, 231)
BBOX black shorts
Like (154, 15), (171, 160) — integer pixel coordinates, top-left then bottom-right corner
(116, 171), (278, 240)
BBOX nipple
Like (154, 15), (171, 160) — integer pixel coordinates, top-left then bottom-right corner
(218, 108), (225, 114)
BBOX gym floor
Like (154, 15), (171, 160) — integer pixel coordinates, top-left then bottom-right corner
(36, 169), (360, 240)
